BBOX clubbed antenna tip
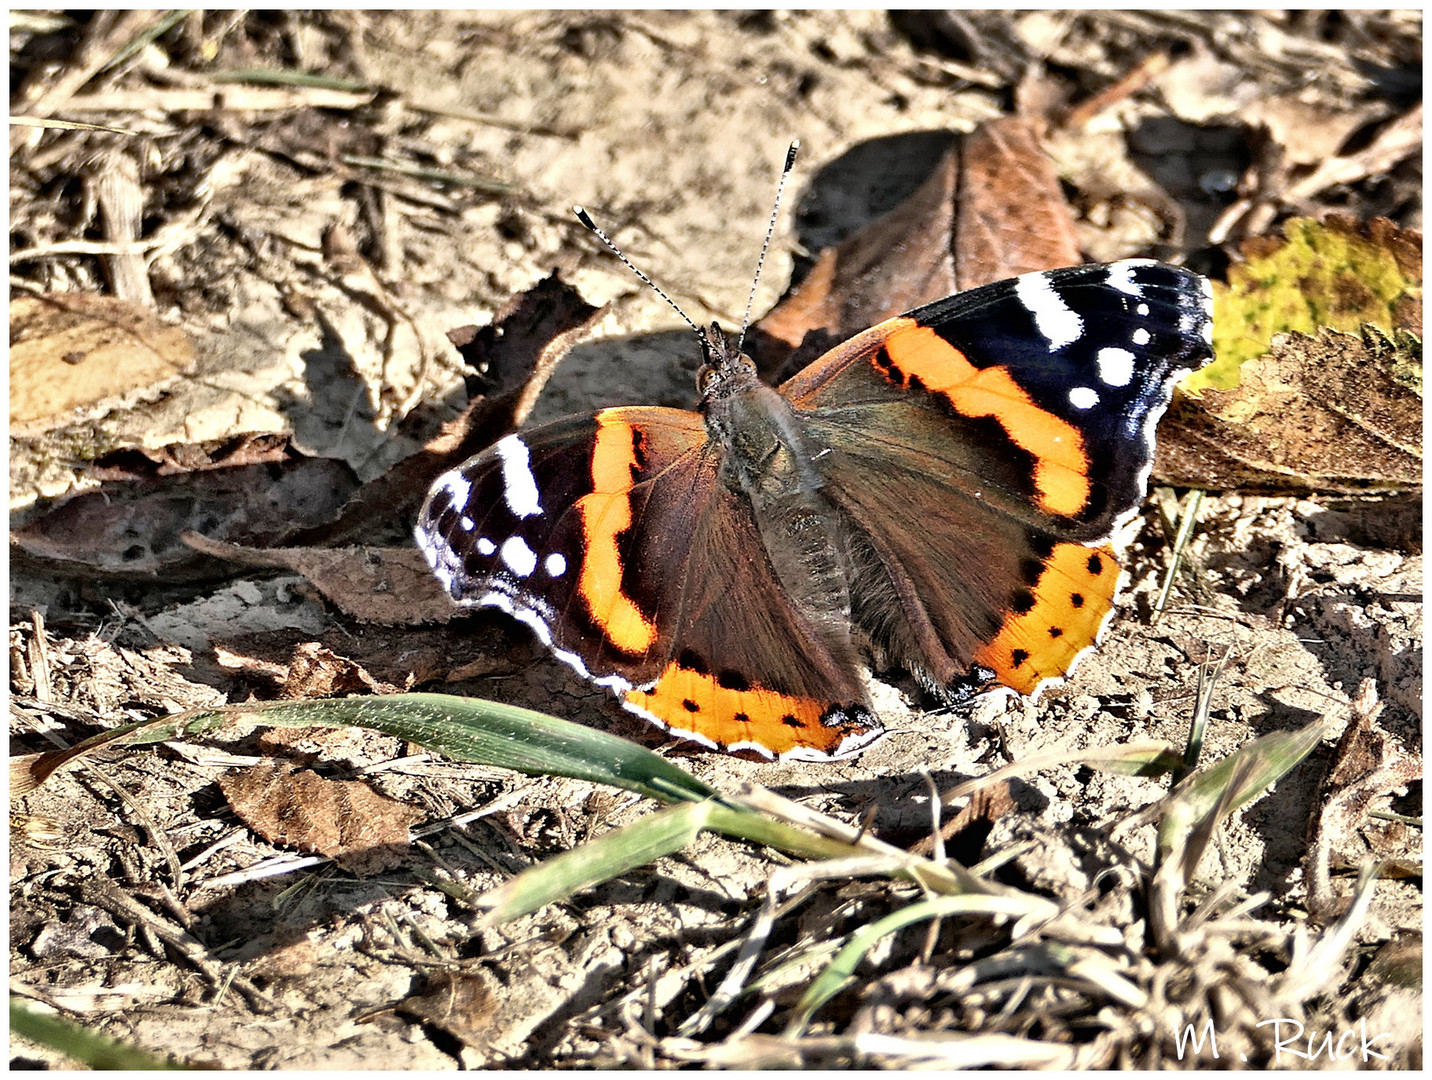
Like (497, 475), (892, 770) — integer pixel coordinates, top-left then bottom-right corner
(737, 140), (799, 354)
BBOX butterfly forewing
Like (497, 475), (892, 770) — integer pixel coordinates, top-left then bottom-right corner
(781, 261), (1212, 696)
(417, 406), (883, 760)
(784, 261), (1213, 540)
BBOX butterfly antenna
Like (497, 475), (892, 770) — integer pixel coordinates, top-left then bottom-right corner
(737, 139), (799, 354)
(573, 206), (707, 348)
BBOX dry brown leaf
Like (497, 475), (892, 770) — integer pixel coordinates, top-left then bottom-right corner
(10, 293), (198, 436)
(217, 760), (423, 876)
(751, 116), (1079, 379)
(1305, 682), (1422, 917)
(181, 534), (456, 625)
(277, 642), (389, 700)
(85, 433), (299, 480)
(12, 459), (361, 580)
(1154, 326), (1421, 493)
(1241, 94), (1390, 169)
(393, 971), (502, 1052)
(286, 272), (606, 546)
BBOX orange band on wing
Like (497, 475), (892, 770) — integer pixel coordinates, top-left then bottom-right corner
(577, 412), (657, 655)
(624, 661), (859, 758)
(880, 323), (1091, 517)
(974, 542), (1119, 694)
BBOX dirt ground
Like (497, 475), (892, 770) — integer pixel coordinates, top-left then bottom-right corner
(9, 11), (1422, 1069)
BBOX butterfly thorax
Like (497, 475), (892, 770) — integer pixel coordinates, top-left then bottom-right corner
(697, 325), (812, 493)
(696, 323), (858, 658)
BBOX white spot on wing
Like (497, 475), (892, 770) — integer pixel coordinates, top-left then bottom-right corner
(434, 469), (471, 507)
(1096, 347), (1136, 387)
(500, 535), (537, 577)
(496, 435), (543, 519)
(1132, 327), (1152, 346)
(1015, 271), (1083, 350)
(545, 552), (567, 578)
(477, 537), (496, 556)
(1105, 260), (1152, 297)
(1068, 386), (1100, 410)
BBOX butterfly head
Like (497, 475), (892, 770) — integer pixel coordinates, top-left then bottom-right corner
(696, 322), (759, 400)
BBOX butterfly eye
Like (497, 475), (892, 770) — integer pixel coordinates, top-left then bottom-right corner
(697, 365), (716, 395)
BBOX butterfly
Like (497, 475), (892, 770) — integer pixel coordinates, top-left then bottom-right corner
(416, 157), (1213, 761)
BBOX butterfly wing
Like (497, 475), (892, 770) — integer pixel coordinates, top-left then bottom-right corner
(781, 260), (1213, 695)
(417, 407), (882, 760)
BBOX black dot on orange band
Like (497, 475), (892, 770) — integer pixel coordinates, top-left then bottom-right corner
(734, 712), (750, 724)
(1011, 649), (1030, 668)
(1011, 588), (1036, 614)
(1049, 626), (1063, 638)
(781, 713), (803, 728)
(1086, 553), (1104, 576)
(1070, 593), (1085, 608)
(682, 698), (700, 713)
(717, 669), (750, 691)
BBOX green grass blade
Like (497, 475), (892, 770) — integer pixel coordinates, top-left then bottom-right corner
(24, 694), (717, 806)
(1157, 714), (1330, 862)
(476, 800), (904, 927)
(789, 892), (1061, 1034)
(478, 801), (718, 924)
(10, 999), (184, 1069)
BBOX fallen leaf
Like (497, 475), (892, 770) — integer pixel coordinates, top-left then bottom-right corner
(750, 116), (1079, 379)
(277, 642), (388, 699)
(285, 271), (606, 546)
(393, 971), (501, 1051)
(217, 760), (422, 876)
(1241, 93), (1390, 170)
(1193, 214), (1421, 392)
(1305, 681), (1422, 917)
(85, 433), (298, 480)
(12, 458), (361, 580)
(1154, 325), (1421, 493)
(180, 534), (456, 625)
(9, 293), (198, 436)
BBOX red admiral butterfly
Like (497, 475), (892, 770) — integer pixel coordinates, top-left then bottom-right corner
(417, 150), (1214, 761)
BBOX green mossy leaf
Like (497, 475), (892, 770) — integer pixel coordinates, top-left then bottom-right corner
(1192, 215), (1422, 392)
